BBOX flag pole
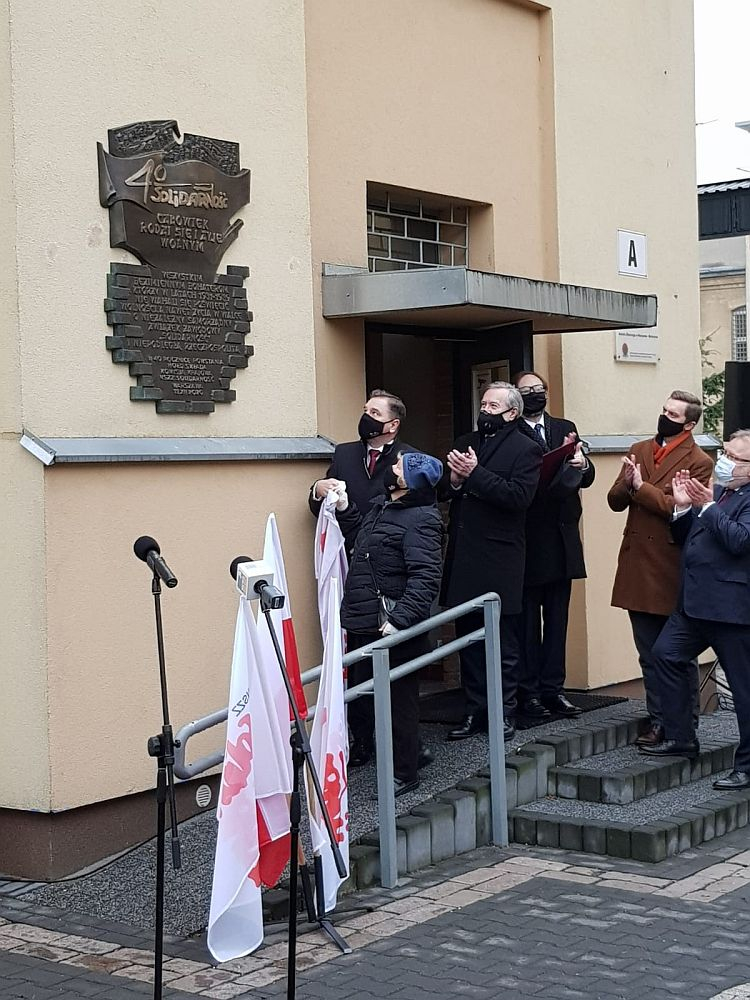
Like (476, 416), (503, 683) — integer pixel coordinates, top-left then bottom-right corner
(259, 598), (350, 999)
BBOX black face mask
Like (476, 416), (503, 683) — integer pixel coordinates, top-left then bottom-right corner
(383, 466), (400, 493)
(477, 409), (513, 437)
(522, 391), (547, 417)
(358, 412), (389, 441)
(657, 414), (687, 439)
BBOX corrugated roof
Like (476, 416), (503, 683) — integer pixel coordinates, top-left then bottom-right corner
(699, 178), (750, 195)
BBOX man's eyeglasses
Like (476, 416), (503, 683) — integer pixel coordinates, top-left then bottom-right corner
(719, 449), (750, 464)
(518, 385), (546, 395)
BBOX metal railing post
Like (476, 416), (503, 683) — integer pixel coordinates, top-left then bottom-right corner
(483, 596), (508, 847)
(372, 644), (398, 888)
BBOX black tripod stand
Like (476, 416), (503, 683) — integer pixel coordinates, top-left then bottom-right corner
(256, 588), (350, 1000)
(135, 537), (182, 1000)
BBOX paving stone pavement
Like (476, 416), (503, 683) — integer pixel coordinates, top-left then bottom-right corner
(5, 829), (750, 998)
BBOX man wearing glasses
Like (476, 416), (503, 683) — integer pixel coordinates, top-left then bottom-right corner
(513, 371), (595, 727)
(643, 430), (750, 789)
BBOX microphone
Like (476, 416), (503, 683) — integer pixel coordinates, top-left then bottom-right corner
(230, 555), (285, 609)
(134, 536), (178, 588)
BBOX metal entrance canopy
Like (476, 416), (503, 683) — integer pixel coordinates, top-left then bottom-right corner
(322, 265), (657, 333)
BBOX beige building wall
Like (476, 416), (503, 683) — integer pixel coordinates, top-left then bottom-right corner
(700, 272), (744, 363)
(0, 0), (50, 812)
(43, 462), (325, 810)
(9, 0), (315, 440)
(304, 0), (559, 443)
(553, 1), (702, 433)
(2, 0), (704, 831)
(550, 0), (702, 688)
(1, 0), (324, 816)
(0, 444), (49, 810)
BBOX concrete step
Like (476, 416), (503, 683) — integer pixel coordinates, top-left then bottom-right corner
(550, 738), (738, 804)
(510, 780), (750, 862)
(345, 707), (652, 889)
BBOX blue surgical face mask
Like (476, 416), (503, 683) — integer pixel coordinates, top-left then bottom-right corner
(714, 453), (736, 485)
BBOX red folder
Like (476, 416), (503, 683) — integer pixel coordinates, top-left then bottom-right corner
(538, 440), (576, 490)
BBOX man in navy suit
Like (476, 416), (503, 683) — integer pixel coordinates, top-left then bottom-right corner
(643, 429), (750, 789)
(308, 389), (416, 535)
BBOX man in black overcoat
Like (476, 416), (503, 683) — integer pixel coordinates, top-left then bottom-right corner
(513, 371), (595, 727)
(308, 389), (416, 538)
(441, 381), (542, 740)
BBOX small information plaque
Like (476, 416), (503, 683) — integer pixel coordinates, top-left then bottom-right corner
(614, 329), (659, 364)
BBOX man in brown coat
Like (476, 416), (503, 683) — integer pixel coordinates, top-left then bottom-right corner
(608, 390), (713, 746)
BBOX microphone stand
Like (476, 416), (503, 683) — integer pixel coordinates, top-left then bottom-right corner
(145, 571), (182, 1000)
(258, 592), (350, 1000)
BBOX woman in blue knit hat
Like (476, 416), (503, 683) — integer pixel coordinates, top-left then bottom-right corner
(336, 451), (444, 796)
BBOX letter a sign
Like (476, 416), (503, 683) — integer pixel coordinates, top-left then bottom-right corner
(617, 229), (647, 278)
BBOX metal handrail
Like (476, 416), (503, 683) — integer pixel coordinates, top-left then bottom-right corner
(173, 593), (507, 888)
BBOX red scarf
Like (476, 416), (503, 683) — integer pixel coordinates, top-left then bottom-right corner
(652, 429), (691, 466)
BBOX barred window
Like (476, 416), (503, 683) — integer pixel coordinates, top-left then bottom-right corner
(732, 305), (747, 362)
(367, 190), (468, 273)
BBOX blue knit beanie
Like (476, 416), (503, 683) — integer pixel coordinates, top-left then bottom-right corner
(402, 452), (443, 490)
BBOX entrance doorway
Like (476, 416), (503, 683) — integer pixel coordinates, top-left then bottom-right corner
(365, 321), (534, 703)
(365, 321), (533, 456)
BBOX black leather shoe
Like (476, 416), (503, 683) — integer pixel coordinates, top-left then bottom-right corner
(640, 739), (699, 760)
(504, 719), (516, 740)
(518, 697), (552, 723)
(635, 724), (665, 748)
(349, 739), (374, 767)
(417, 747), (435, 769)
(541, 694), (582, 718)
(447, 714), (487, 741)
(394, 777), (420, 797)
(713, 769), (750, 790)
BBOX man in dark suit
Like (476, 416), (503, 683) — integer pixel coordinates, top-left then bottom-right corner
(308, 389), (416, 534)
(644, 429), (750, 789)
(513, 371), (595, 727)
(441, 381), (543, 740)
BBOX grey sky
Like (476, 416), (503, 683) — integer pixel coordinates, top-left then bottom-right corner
(695, 0), (750, 184)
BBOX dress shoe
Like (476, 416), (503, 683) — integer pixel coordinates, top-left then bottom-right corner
(518, 698), (552, 724)
(394, 777), (420, 797)
(541, 694), (582, 718)
(640, 739), (699, 760)
(504, 719), (516, 740)
(417, 746), (435, 769)
(713, 769), (750, 790)
(635, 724), (665, 748)
(349, 739), (374, 767)
(447, 714), (487, 741)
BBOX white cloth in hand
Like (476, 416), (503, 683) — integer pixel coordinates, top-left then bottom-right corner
(334, 484), (349, 511)
(379, 620), (399, 636)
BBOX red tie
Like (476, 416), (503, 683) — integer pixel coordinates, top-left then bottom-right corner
(718, 489), (732, 505)
(367, 449), (378, 477)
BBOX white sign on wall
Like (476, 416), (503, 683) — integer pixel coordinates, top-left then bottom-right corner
(614, 329), (659, 364)
(617, 229), (648, 277)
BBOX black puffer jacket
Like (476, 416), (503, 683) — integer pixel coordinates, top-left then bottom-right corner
(338, 489), (444, 633)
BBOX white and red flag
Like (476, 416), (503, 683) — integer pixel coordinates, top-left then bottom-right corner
(306, 576), (349, 913)
(208, 598), (290, 961)
(314, 490), (348, 645)
(262, 513), (308, 720)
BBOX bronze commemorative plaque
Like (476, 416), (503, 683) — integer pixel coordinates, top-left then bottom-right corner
(97, 120), (253, 413)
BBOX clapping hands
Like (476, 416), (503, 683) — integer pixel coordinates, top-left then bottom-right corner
(621, 454), (643, 491)
(447, 446), (478, 486)
(672, 469), (713, 508)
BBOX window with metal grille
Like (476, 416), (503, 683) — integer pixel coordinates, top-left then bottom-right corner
(366, 190), (468, 272)
(732, 305), (747, 361)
